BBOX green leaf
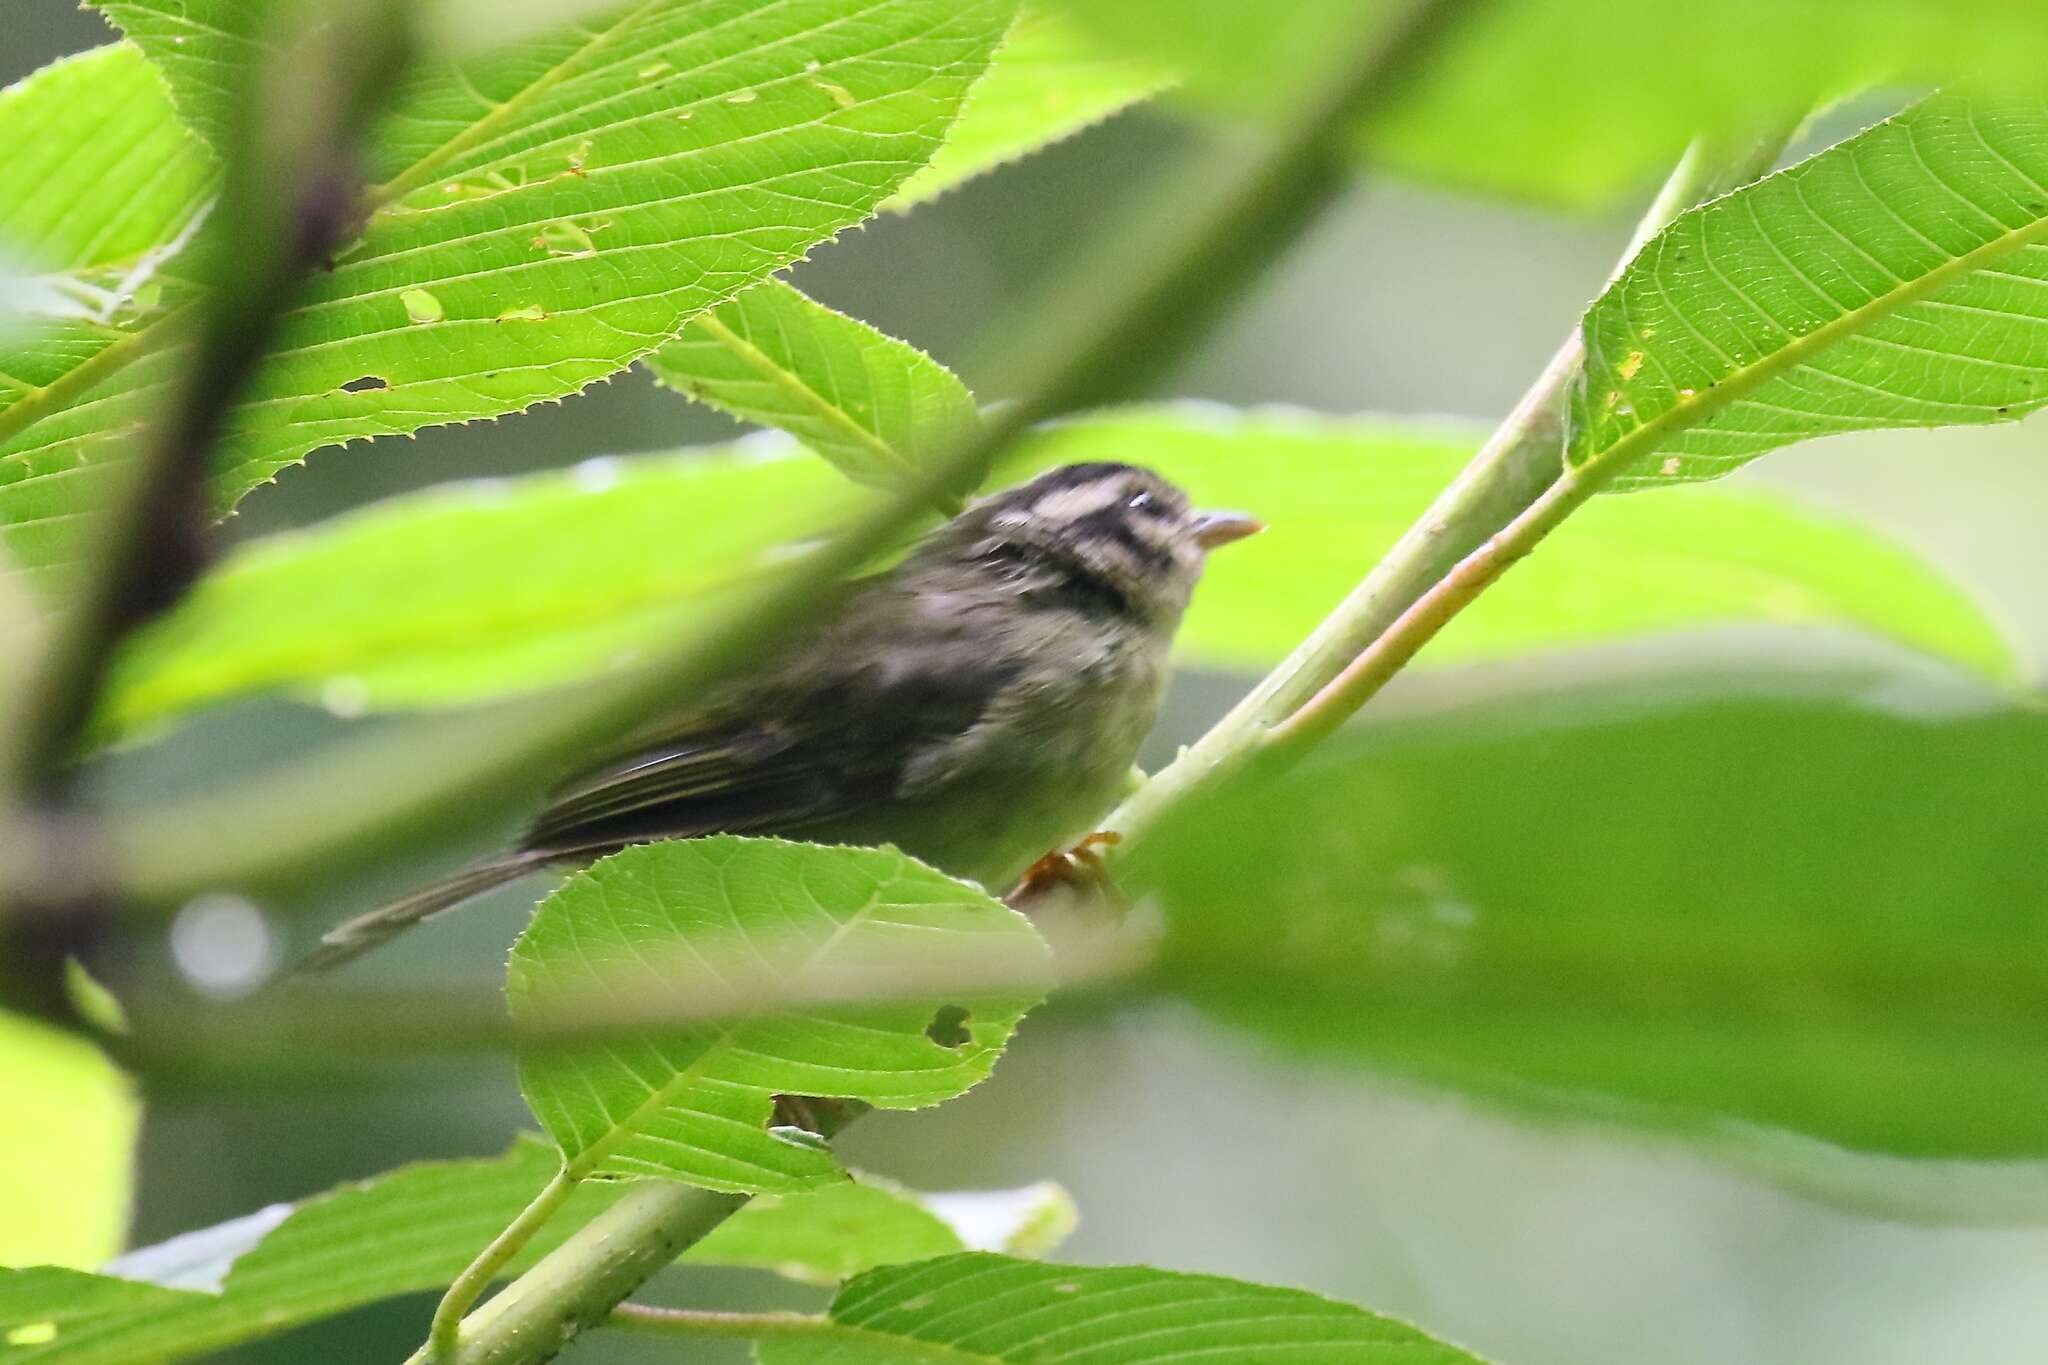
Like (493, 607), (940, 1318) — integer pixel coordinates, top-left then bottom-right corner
(1574, 93), (2048, 488)
(885, 6), (1172, 211)
(97, 437), (852, 735)
(756, 1254), (1487, 1363)
(510, 838), (1051, 1193)
(685, 1175), (1075, 1284)
(0, 1136), (1066, 1363)
(0, 1137), (616, 1364)
(0, 44), (214, 577)
(1050, 0), (2048, 207)
(0, 1014), (136, 1271)
(1133, 665), (2048, 1158)
(2, 0), (1011, 574)
(645, 278), (979, 495)
(98, 407), (2019, 738)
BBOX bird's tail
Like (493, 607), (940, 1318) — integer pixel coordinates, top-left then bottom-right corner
(293, 853), (551, 975)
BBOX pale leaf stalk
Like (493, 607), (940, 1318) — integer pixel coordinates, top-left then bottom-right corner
(426, 1166), (577, 1363)
(1101, 126), (1797, 849)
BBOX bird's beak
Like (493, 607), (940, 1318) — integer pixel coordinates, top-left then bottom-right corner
(1191, 510), (1265, 550)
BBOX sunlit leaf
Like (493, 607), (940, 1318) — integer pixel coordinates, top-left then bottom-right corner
(1133, 665), (2048, 1158)
(99, 408), (2018, 738)
(0, 44), (214, 577)
(754, 1254), (1487, 1364)
(511, 838), (1050, 1193)
(1574, 93), (2048, 488)
(0, 1136), (1067, 1363)
(645, 279), (979, 495)
(885, 6), (1172, 211)
(97, 438), (849, 736)
(1050, 0), (2048, 206)
(0, 1014), (136, 1271)
(2, 0), (1010, 574)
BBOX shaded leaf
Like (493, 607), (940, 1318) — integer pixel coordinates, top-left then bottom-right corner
(0, 1014), (136, 1270)
(1051, 0), (2048, 207)
(645, 279), (979, 496)
(510, 838), (1050, 1193)
(1575, 93), (2048, 488)
(1132, 664), (2048, 1158)
(99, 408), (2019, 738)
(756, 1254), (1486, 1363)
(3, 0), (1010, 573)
(886, 6), (1172, 211)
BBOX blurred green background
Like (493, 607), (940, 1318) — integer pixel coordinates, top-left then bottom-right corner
(11, 6), (2048, 1363)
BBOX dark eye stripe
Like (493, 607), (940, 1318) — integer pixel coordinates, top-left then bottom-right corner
(1078, 508), (1176, 570)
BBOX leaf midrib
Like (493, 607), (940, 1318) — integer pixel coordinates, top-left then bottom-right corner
(682, 301), (923, 487)
(558, 877), (892, 1181)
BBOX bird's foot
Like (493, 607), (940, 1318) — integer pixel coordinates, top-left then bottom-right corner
(1007, 831), (1126, 913)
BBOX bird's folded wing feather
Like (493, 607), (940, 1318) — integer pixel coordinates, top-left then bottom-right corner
(521, 639), (1017, 857)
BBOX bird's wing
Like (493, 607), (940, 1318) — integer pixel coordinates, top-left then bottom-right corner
(521, 637), (1018, 858)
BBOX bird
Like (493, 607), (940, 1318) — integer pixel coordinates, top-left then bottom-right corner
(300, 461), (1262, 971)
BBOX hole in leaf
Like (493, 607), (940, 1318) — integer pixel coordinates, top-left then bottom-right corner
(339, 375), (388, 393)
(926, 1004), (971, 1048)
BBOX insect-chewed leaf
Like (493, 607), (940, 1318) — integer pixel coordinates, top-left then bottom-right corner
(755, 1254), (1487, 1364)
(645, 278), (980, 496)
(1575, 94), (2048, 487)
(1132, 665), (2048, 1160)
(1, 0), (1010, 574)
(508, 838), (1051, 1193)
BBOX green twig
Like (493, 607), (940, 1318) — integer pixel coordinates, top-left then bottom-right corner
(404, 1182), (747, 1365)
(426, 1166), (579, 1363)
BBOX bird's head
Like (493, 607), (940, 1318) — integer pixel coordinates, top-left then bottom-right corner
(923, 462), (1263, 625)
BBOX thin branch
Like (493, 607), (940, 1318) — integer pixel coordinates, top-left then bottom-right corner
(0, 1), (416, 1020)
(112, 925), (1138, 1075)
(403, 1181), (748, 1365)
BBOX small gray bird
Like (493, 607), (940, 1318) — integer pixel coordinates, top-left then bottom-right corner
(304, 462), (1260, 970)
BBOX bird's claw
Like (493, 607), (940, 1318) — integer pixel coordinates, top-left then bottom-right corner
(1007, 831), (1126, 912)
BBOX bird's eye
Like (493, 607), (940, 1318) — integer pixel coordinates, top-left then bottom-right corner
(1125, 490), (1155, 512)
